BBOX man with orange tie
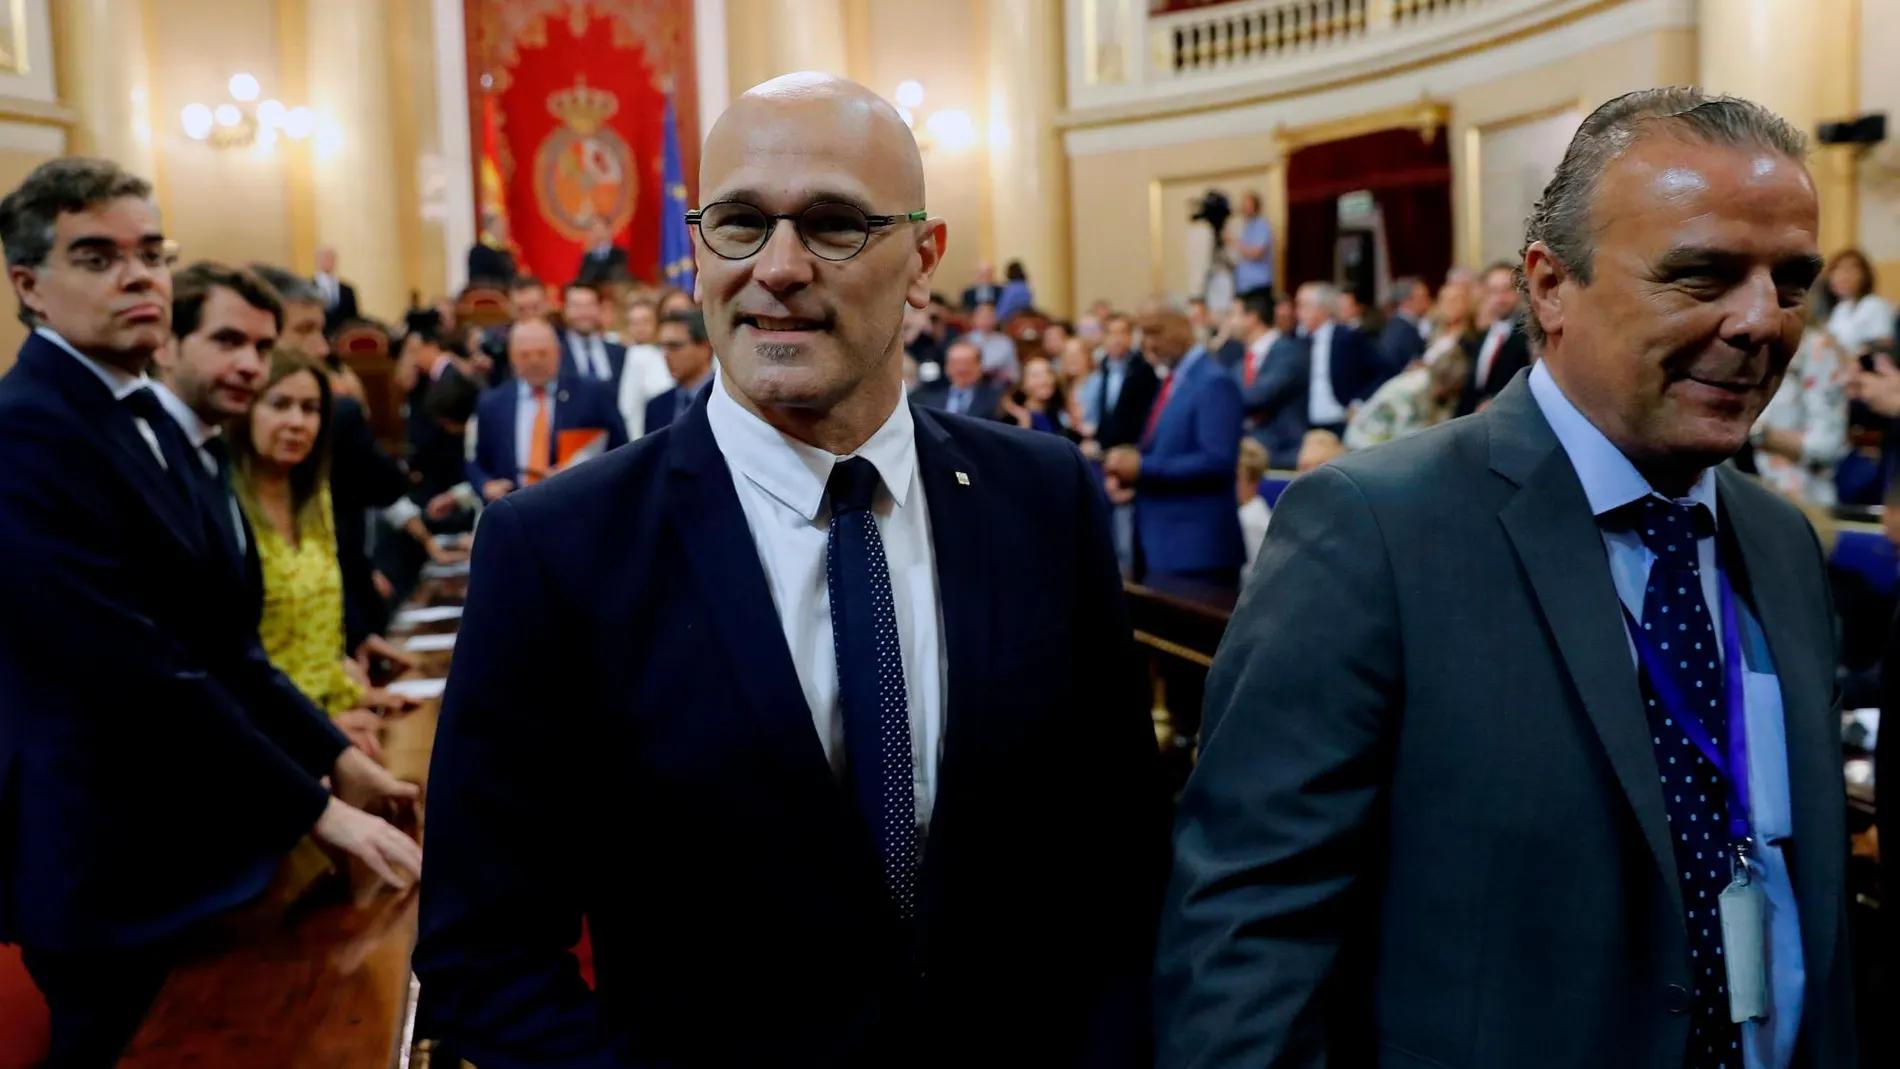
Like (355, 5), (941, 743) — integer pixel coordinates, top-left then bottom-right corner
(1103, 305), (1244, 584)
(465, 318), (627, 501)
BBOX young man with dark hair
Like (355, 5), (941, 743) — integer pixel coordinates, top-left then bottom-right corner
(0, 161), (422, 1065)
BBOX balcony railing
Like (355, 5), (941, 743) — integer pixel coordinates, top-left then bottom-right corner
(1066, 0), (1597, 121)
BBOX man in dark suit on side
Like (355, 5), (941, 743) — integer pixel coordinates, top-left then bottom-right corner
(573, 218), (630, 286)
(416, 73), (1168, 1069)
(1458, 259), (1534, 415)
(1091, 311), (1161, 450)
(1103, 307), (1244, 584)
(465, 317), (628, 502)
(559, 281), (627, 388)
(1238, 281), (1384, 467)
(467, 215), (518, 285)
(0, 159), (421, 1067)
(910, 337), (1002, 418)
(313, 245), (359, 333)
(642, 308), (715, 434)
(1378, 274), (1432, 372)
(1157, 89), (1854, 1069)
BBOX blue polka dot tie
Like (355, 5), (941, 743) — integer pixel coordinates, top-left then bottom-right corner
(1630, 497), (1739, 1069)
(826, 457), (919, 921)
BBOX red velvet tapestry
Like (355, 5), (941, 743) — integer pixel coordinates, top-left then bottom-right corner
(1284, 126), (1452, 294)
(465, 0), (700, 288)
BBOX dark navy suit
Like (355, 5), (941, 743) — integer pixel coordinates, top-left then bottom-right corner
(1135, 349), (1244, 580)
(416, 398), (1168, 1068)
(641, 379), (712, 435)
(561, 331), (628, 388)
(0, 333), (347, 1056)
(1377, 313), (1428, 373)
(466, 377), (629, 491)
(1239, 333), (1311, 467)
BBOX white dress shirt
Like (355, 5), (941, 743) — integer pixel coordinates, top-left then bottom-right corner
(1824, 294), (1895, 353)
(567, 330), (613, 382)
(316, 272), (340, 309)
(1306, 321), (1347, 426)
(1475, 319), (1512, 386)
(151, 381), (248, 556)
(705, 372), (947, 830)
(38, 327), (165, 467)
(616, 342), (677, 437)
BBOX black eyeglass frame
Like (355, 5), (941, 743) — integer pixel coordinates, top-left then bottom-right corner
(685, 201), (929, 262)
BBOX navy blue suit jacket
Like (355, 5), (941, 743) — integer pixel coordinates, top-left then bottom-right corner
(560, 332), (628, 388)
(416, 400), (1169, 1068)
(1137, 352), (1245, 578)
(466, 377), (629, 491)
(1377, 314), (1427, 373)
(1238, 333), (1311, 466)
(642, 380), (713, 436)
(0, 334), (346, 951)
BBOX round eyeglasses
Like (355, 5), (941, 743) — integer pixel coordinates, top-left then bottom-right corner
(686, 201), (927, 262)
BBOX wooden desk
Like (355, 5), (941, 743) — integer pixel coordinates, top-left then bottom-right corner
(121, 578), (461, 1069)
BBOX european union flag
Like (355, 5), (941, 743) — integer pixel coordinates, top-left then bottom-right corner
(660, 91), (695, 294)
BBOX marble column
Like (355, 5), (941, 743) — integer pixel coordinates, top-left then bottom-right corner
(984, 0), (1072, 317)
(302, 0), (405, 321)
(1697, 0), (1858, 253)
(57, 0), (159, 179)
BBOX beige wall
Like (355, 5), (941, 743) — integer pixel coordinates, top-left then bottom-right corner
(1067, 26), (1695, 312)
(0, 142), (66, 374)
(721, 0), (989, 293)
(1857, 0), (1900, 301)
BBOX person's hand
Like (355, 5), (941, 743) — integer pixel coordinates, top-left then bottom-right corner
(333, 744), (422, 820)
(354, 633), (419, 677)
(312, 796), (421, 890)
(342, 655), (372, 693)
(362, 687), (424, 719)
(426, 538), (470, 566)
(426, 491), (460, 521)
(371, 570), (394, 600)
(1103, 445), (1142, 484)
(469, 352), (495, 379)
(1079, 437), (1104, 462)
(1002, 399), (1032, 428)
(482, 478), (514, 502)
(1105, 479), (1136, 506)
(1853, 353), (1900, 418)
(333, 709), (384, 761)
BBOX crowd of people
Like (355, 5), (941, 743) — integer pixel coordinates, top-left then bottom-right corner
(0, 73), (1890, 1069)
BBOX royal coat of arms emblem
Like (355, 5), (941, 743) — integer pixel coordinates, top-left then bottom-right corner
(532, 76), (637, 239)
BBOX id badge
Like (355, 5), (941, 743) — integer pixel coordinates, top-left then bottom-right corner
(1717, 867), (1770, 1023)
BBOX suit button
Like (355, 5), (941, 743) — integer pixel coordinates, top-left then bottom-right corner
(1664, 984), (1692, 1014)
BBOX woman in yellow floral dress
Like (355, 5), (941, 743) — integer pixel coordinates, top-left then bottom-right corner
(230, 348), (383, 757)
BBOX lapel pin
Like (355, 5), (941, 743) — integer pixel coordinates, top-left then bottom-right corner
(557, 389), (570, 404)
(955, 471), (970, 486)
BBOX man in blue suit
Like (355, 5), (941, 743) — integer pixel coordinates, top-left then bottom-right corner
(559, 281), (627, 388)
(416, 73), (1168, 1069)
(1377, 275), (1432, 372)
(1104, 307), (1245, 583)
(642, 308), (714, 434)
(0, 158), (421, 1067)
(466, 318), (629, 502)
(1240, 281), (1389, 466)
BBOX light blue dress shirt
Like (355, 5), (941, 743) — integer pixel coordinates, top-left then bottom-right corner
(1234, 215), (1274, 294)
(1102, 354), (1131, 418)
(1529, 362), (1802, 1069)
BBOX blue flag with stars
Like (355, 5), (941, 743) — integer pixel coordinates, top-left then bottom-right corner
(660, 91), (694, 293)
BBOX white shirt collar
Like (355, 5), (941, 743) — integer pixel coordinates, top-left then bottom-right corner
(150, 380), (215, 447)
(36, 326), (149, 400)
(706, 368), (916, 522)
(1527, 360), (1718, 524)
(1249, 329), (1279, 358)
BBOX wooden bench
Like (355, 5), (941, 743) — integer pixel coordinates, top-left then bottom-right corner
(119, 577), (462, 1068)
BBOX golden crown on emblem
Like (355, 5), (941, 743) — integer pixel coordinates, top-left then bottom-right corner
(547, 76), (620, 135)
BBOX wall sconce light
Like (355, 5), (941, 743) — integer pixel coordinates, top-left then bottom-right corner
(181, 73), (321, 150)
(893, 81), (977, 153)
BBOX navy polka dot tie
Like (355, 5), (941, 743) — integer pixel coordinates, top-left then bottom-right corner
(1629, 497), (1739, 1069)
(826, 457), (919, 921)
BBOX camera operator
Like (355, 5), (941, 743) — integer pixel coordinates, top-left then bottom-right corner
(1228, 189), (1274, 300)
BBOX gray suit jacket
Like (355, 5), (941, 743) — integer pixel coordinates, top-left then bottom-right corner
(1156, 372), (1855, 1069)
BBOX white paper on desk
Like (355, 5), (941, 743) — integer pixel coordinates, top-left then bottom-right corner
(421, 560), (472, 579)
(394, 605), (464, 626)
(385, 677), (448, 700)
(402, 632), (457, 652)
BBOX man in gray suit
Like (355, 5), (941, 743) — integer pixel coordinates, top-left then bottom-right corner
(1157, 88), (1854, 1069)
